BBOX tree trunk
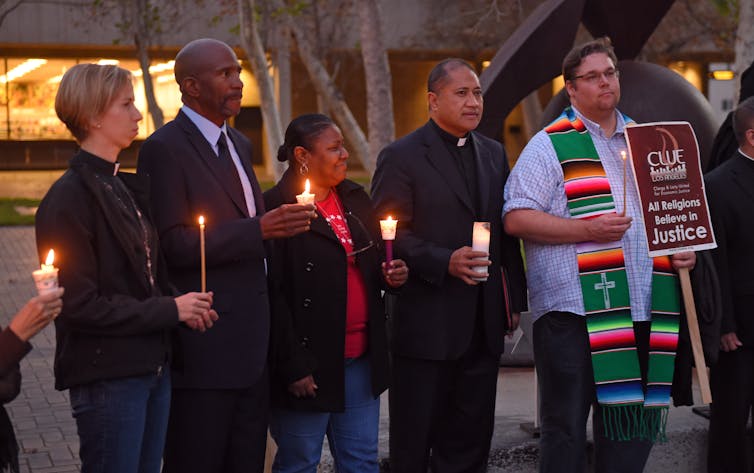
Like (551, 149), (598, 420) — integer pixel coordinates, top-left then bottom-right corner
(279, 4), (371, 174)
(133, 0), (163, 131)
(239, 0), (286, 180)
(273, 24), (292, 133)
(358, 0), (394, 172)
(271, 22), (291, 179)
(734, 1), (754, 102)
(134, 36), (164, 130)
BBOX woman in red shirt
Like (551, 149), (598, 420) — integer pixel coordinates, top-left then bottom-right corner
(265, 114), (408, 473)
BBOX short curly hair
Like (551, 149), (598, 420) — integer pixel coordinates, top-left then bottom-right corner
(562, 37), (618, 82)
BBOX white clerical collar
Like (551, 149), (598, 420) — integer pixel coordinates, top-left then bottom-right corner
(738, 148), (754, 162)
(457, 137), (467, 147)
(182, 105), (227, 149)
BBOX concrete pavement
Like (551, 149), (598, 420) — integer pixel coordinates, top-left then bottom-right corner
(1, 226), (710, 472)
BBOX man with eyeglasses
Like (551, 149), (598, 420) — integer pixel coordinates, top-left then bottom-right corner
(371, 58), (527, 472)
(504, 37), (695, 473)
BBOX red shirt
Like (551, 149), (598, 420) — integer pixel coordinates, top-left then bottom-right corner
(316, 191), (368, 358)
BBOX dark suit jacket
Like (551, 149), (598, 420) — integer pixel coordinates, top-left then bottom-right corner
(137, 110), (269, 389)
(370, 121), (527, 360)
(705, 152), (754, 346)
(264, 170), (389, 411)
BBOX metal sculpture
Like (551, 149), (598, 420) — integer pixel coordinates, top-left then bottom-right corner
(479, 0), (719, 166)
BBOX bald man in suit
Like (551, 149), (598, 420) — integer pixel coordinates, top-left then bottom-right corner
(137, 38), (314, 473)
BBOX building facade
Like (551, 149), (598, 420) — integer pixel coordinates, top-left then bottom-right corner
(0, 0), (736, 175)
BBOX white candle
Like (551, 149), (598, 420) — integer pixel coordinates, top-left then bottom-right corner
(620, 150), (627, 217)
(199, 216), (206, 292)
(32, 249), (59, 294)
(472, 222), (490, 282)
(296, 179), (315, 205)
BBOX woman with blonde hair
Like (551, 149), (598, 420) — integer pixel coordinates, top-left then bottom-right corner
(35, 63), (217, 473)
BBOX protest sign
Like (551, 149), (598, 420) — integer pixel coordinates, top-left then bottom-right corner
(625, 122), (716, 256)
(625, 121), (716, 403)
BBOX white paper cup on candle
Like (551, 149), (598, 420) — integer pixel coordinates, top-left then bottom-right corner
(471, 222), (490, 282)
(32, 249), (59, 295)
(33, 268), (59, 294)
(379, 216), (397, 241)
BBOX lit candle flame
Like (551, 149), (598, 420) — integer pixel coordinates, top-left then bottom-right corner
(304, 179), (311, 194)
(198, 215), (205, 226)
(386, 215), (393, 221)
(44, 249), (55, 266)
(621, 150), (627, 161)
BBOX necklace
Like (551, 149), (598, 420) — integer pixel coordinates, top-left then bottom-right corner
(315, 190), (354, 255)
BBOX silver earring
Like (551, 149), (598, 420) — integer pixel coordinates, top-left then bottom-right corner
(300, 162), (309, 175)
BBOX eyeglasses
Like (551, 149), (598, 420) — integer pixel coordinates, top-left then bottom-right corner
(571, 68), (619, 84)
(344, 211), (375, 257)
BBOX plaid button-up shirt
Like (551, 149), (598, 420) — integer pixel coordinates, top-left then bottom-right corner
(503, 106), (654, 322)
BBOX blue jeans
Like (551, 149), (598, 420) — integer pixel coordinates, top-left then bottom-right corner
(69, 367), (171, 473)
(270, 357), (380, 473)
(534, 312), (653, 473)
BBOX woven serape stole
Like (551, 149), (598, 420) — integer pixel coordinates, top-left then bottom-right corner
(546, 108), (681, 441)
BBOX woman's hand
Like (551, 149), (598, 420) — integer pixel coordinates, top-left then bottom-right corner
(288, 374), (318, 398)
(383, 259), (409, 288)
(175, 292), (219, 332)
(10, 287), (64, 342)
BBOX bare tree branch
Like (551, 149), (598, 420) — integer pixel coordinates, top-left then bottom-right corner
(358, 0), (394, 170)
(274, 0), (370, 172)
(0, 0), (26, 27)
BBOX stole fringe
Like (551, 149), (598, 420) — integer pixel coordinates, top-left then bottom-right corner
(601, 405), (669, 443)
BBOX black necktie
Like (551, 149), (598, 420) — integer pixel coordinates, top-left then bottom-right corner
(217, 132), (246, 211)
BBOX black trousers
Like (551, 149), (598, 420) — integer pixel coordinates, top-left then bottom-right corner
(708, 347), (754, 473)
(162, 370), (269, 473)
(389, 328), (499, 473)
(534, 311), (653, 473)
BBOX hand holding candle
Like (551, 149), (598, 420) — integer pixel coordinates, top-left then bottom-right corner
(199, 216), (206, 292)
(379, 216), (397, 263)
(620, 150), (627, 217)
(471, 222), (491, 282)
(32, 249), (59, 295)
(296, 179), (315, 205)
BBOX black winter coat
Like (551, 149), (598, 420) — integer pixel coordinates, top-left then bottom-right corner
(35, 151), (178, 390)
(264, 170), (389, 412)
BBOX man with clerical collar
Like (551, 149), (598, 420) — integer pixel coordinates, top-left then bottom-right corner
(371, 58), (527, 472)
(504, 37), (696, 473)
(705, 96), (754, 473)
